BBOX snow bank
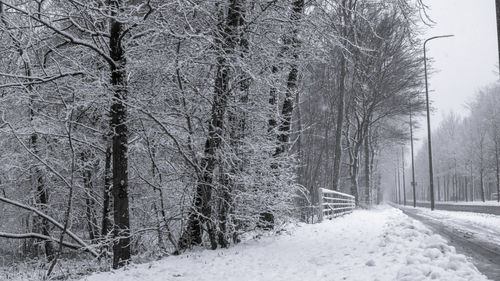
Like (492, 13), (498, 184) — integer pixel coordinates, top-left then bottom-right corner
(76, 206), (487, 281)
(383, 211), (487, 281)
(407, 207), (500, 246)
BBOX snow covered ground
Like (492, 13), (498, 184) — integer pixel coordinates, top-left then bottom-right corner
(402, 206), (500, 247)
(417, 200), (500, 207)
(78, 206), (488, 281)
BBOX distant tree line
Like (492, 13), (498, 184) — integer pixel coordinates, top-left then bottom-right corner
(409, 85), (500, 203)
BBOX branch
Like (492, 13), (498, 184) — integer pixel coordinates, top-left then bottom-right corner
(0, 232), (83, 251)
(1, 2), (115, 67)
(0, 71), (85, 89)
(4, 122), (73, 191)
(0, 196), (99, 257)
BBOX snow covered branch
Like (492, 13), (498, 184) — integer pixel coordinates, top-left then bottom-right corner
(0, 196), (99, 257)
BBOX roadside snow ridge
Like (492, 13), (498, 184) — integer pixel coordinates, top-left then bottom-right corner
(80, 206), (488, 281)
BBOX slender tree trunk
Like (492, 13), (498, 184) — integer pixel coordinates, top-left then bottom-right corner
(464, 167), (469, 202)
(471, 166), (475, 201)
(219, 1), (250, 247)
(275, 0), (304, 156)
(394, 167), (398, 203)
(480, 168), (485, 202)
(479, 140), (486, 202)
(437, 176), (441, 202)
(178, 0), (244, 252)
(27, 42), (54, 261)
(101, 144), (112, 239)
(364, 130), (370, 205)
(397, 154), (401, 204)
(347, 138), (360, 205)
(332, 55), (347, 191)
(454, 163), (458, 202)
(81, 152), (99, 242)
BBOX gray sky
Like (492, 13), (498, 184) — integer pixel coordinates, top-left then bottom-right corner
(415, 0), (498, 148)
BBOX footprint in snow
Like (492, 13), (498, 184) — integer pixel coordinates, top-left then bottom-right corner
(365, 260), (376, 267)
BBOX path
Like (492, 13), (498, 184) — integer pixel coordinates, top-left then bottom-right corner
(79, 206), (487, 281)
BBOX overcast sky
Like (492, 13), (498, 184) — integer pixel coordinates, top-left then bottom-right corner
(414, 0), (498, 148)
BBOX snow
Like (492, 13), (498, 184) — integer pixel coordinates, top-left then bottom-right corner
(403, 206), (500, 246)
(416, 200), (500, 207)
(77, 206), (487, 281)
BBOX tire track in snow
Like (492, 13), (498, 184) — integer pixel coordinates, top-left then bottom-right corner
(399, 207), (500, 281)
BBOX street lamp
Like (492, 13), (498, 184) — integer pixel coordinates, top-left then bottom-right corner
(409, 104), (416, 208)
(424, 34), (454, 211)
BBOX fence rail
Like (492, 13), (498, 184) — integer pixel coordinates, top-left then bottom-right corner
(318, 188), (355, 221)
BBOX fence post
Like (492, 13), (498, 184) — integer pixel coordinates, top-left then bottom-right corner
(318, 188), (323, 222)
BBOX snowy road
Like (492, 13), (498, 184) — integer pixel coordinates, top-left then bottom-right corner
(78, 206), (487, 281)
(412, 201), (500, 215)
(399, 206), (500, 280)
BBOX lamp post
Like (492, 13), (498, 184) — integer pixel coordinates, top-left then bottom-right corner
(424, 35), (454, 211)
(409, 104), (416, 207)
(402, 147), (407, 206)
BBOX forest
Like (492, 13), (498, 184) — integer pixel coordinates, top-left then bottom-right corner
(0, 0), (428, 279)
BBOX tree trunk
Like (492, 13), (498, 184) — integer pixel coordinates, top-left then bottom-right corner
(470, 164), (475, 201)
(27, 44), (54, 261)
(275, 0), (304, 156)
(479, 168), (485, 202)
(437, 176), (441, 202)
(177, 0), (244, 252)
(332, 55), (347, 191)
(101, 144), (112, 239)
(33, 161), (54, 260)
(363, 130), (370, 205)
(479, 140), (486, 202)
(81, 152), (99, 242)
(397, 154), (401, 204)
(109, 0), (131, 269)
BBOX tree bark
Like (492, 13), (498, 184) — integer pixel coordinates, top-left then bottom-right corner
(363, 130), (370, 204)
(177, 0), (244, 252)
(109, 0), (131, 269)
(479, 141), (486, 202)
(81, 152), (99, 242)
(437, 176), (441, 202)
(101, 144), (112, 239)
(332, 55), (347, 191)
(275, 0), (304, 156)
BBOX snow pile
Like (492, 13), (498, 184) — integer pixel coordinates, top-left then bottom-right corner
(382, 212), (487, 281)
(77, 206), (487, 281)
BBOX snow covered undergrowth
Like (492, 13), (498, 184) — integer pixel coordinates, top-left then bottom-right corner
(79, 206), (487, 281)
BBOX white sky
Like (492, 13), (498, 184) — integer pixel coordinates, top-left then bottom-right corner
(414, 0), (499, 148)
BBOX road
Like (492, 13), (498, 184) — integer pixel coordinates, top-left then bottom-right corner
(411, 201), (500, 215)
(399, 207), (500, 281)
